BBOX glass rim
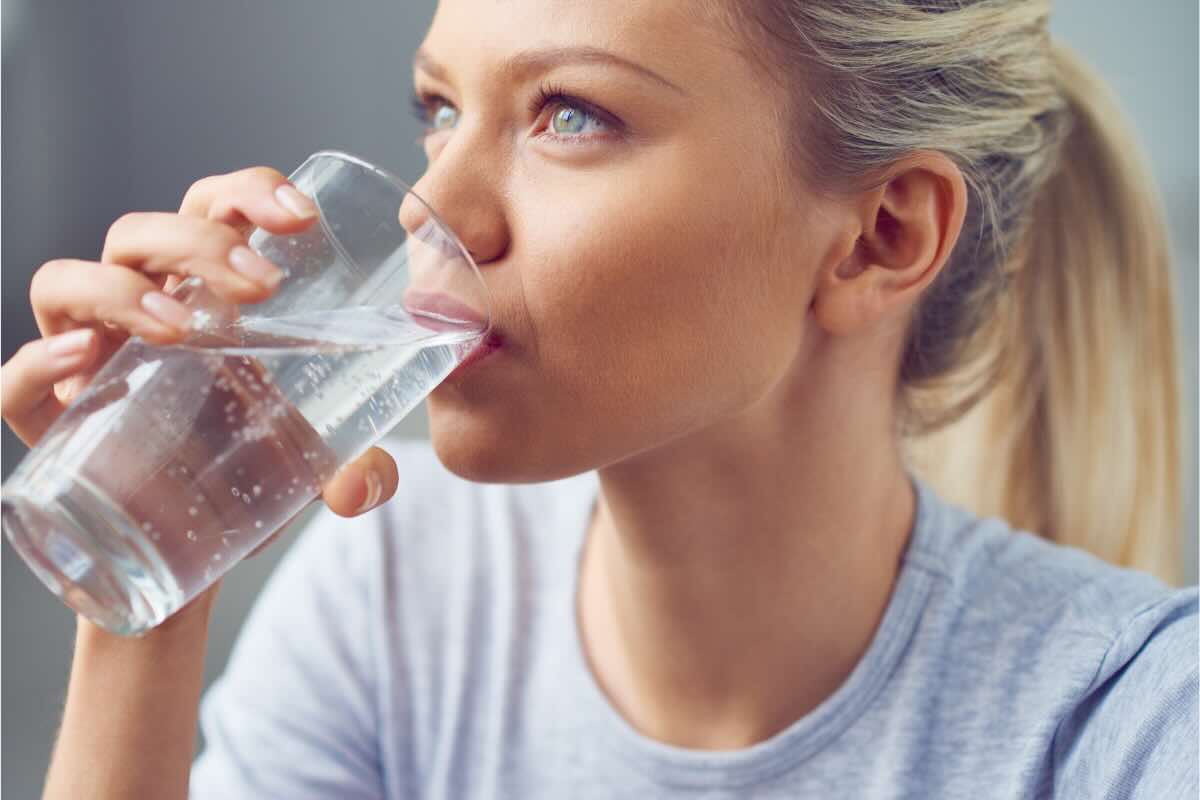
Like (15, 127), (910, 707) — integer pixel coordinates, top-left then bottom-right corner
(298, 149), (493, 335)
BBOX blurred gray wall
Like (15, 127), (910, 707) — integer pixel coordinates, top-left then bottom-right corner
(2, 2), (1196, 797)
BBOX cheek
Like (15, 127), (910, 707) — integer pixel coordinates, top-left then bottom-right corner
(428, 144), (818, 482)
(518, 163), (805, 432)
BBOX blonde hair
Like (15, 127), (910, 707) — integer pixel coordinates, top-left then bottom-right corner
(723, 1), (1184, 583)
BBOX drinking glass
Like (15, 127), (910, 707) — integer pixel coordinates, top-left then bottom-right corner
(1, 150), (491, 635)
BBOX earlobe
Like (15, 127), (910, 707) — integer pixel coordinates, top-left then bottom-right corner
(813, 234), (877, 336)
(812, 152), (967, 338)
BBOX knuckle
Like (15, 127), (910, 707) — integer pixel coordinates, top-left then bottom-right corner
(102, 211), (148, 254)
(181, 174), (218, 207)
(107, 211), (144, 237)
(243, 165), (286, 183)
(17, 338), (43, 362)
(241, 165), (288, 194)
(29, 259), (65, 304)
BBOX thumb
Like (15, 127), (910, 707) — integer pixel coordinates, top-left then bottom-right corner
(321, 446), (399, 517)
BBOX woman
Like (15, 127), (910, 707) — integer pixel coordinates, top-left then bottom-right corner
(4, 0), (1195, 797)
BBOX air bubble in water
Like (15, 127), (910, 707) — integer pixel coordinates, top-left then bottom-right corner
(255, 520), (263, 529)
(291, 477), (299, 485)
(186, 530), (198, 541)
(188, 506), (198, 516)
(231, 487), (240, 497)
(242, 494), (251, 505)
(252, 485), (262, 496)
(212, 553), (222, 562)
(287, 488), (295, 495)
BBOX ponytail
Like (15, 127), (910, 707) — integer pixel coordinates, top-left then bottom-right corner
(725, 0), (1184, 583)
(909, 43), (1184, 585)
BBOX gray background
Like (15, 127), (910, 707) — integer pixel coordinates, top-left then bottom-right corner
(2, 2), (1196, 797)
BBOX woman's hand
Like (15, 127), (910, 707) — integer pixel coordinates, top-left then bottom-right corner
(0, 166), (400, 539)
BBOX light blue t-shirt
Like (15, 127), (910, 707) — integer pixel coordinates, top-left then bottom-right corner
(191, 438), (1199, 798)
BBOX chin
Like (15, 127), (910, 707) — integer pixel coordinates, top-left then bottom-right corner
(426, 397), (597, 484)
(427, 399), (540, 483)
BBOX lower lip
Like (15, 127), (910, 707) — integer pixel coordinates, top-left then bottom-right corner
(446, 335), (502, 379)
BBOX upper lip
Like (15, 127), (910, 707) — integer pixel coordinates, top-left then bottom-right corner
(402, 289), (501, 345)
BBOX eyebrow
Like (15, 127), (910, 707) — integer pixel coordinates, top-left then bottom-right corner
(413, 45), (688, 96)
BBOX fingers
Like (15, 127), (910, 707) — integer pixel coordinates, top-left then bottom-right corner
(30, 259), (194, 345)
(321, 447), (399, 518)
(0, 329), (99, 445)
(179, 166), (320, 236)
(101, 212), (283, 301)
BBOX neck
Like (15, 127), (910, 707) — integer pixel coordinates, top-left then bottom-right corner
(577, 352), (916, 750)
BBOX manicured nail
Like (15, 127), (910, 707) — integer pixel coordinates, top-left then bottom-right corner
(229, 245), (284, 288)
(274, 184), (318, 219)
(47, 328), (95, 358)
(355, 469), (383, 514)
(140, 291), (194, 330)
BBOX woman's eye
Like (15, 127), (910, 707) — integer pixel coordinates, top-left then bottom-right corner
(431, 103), (459, 131)
(410, 92), (459, 140)
(548, 104), (605, 136)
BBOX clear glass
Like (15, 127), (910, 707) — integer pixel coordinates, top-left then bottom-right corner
(1, 150), (492, 635)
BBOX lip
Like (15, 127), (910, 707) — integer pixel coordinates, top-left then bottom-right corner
(446, 333), (502, 378)
(403, 289), (491, 333)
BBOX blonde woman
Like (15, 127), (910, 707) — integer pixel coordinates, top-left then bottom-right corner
(4, 0), (1195, 797)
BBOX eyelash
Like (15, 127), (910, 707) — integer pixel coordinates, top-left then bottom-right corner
(408, 82), (620, 145)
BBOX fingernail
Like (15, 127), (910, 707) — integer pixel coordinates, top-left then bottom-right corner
(141, 291), (194, 330)
(229, 246), (284, 288)
(47, 328), (95, 358)
(274, 184), (318, 219)
(355, 469), (383, 514)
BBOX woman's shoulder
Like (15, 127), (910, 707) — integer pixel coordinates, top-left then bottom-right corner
(908, 478), (1196, 649)
(894, 482), (1197, 793)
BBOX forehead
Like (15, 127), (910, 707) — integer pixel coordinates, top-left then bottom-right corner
(422, 0), (741, 83)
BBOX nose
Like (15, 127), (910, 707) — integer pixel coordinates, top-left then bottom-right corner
(398, 137), (509, 266)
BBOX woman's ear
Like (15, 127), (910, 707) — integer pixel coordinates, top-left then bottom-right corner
(813, 151), (967, 337)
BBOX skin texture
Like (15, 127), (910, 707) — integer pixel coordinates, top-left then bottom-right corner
(11, 0), (968, 795)
(411, 0), (966, 748)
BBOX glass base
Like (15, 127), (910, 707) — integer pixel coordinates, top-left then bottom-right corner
(2, 477), (172, 637)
